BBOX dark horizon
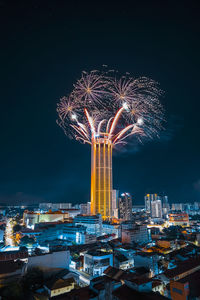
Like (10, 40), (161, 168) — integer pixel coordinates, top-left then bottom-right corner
(1, 1), (200, 205)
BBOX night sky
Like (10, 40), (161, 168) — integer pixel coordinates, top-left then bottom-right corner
(1, 1), (200, 205)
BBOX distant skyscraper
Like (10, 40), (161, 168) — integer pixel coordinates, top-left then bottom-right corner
(144, 194), (158, 213)
(145, 193), (169, 217)
(194, 202), (200, 210)
(162, 195), (169, 217)
(112, 189), (119, 218)
(171, 203), (183, 211)
(80, 203), (91, 215)
(119, 193), (132, 221)
(151, 200), (162, 218)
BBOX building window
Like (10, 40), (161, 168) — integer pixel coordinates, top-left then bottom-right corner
(172, 287), (182, 295)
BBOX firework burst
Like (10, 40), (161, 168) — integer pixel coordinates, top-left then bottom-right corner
(57, 69), (164, 146)
(72, 70), (109, 106)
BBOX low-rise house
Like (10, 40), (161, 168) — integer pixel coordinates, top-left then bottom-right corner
(152, 279), (165, 295)
(84, 250), (113, 277)
(90, 276), (122, 300)
(44, 277), (75, 298)
(104, 266), (126, 281)
(112, 284), (168, 300)
(170, 269), (200, 300)
(0, 249), (28, 261)
(133, 252), (161, 277)
(62, 286), (97, 300)
(159, 256), (200, 284)
(125, 277), (152, 292)
(133, 267), (151, 278)
(156, 239), (176, 250)
(114, 253), (134, 270)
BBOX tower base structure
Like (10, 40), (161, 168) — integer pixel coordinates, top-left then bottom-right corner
(90, 136), (112, 220)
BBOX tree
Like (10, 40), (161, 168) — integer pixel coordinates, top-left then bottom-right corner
(163, 226), (184, 239)
(13, 224), (21, 232)
(20, 236), (36, 247)
(34, 247), (42, 256)
(19, 245), (28, 252)
(0, 282), (24, 300)
(21, 267), (44, 291)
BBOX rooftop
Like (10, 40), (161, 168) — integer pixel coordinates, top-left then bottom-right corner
(21, 228), (41, 233)
(55, 286), (97, 300)
(164, 256), (200, 279)
(115, 253), (129, 262)
(112, 285), (168, 300)
(104, 266), (125, 281)
(86, 250), (112, 257)
(177, 270), (200, 297)
(45, 277), (75, 290)
(128, 277), (152, 285)
(0, 250), (28, 261)
(152, 280), (163, 289)
(134, 267), (150, 275)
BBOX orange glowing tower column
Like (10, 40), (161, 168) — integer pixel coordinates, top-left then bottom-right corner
(90, 136), (112, 219)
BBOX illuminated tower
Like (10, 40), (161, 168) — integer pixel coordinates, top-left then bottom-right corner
(57, 71), (164, 222)
(91, 135), (112, 219)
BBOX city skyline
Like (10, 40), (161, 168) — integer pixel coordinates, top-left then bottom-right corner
(1, 2), (200, 298)
(0, 1), (200, 205)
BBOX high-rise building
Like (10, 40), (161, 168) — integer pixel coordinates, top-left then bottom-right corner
(151, 200), (162, 218)
(194, 202), (200, 211)
(171, 203), (183, 211)
(145, 193), (169, 217)
(119, 193), (132, 221)
(112, 189), (119, 218)
(144, 194), (158, 213)
(91, 138), (112, 219)
(162, 195), (169, 217)
(80, 202), (91, 215)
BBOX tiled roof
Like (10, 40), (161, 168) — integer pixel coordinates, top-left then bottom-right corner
(164, 256), (200, 279)
(128, 277), (152, 285)
(113, 285), (168, 300)
(55, 286), (97, 300)
(104, 266), (125, 280)
(45, 277), (75, 290)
